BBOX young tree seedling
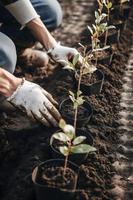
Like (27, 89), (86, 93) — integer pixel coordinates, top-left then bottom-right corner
(65, 47), (96, 130)
(51, 119), (96, 175)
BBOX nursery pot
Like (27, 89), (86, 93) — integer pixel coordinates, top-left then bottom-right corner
(32, 159), (79, 200)
(110, 4), (131, 21)
(59, 98), (93, 127)
(112, 20), (125, 32)
(97, 53), (113, 65)
(93, 47), (113, 66)
(100, 29), (119, 45)
(120, 4), (131, 20)
(51, 129), (94, 165)
(75, 69), (104, 96)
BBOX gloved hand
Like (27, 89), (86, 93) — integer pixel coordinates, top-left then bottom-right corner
(48, 43), (97, 73)
(7, 78), (61, 127)
(48, 42), (83, 66)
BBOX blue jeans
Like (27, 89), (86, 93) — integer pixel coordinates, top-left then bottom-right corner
(0, 0), (62, 101)
(0, 0), (62, 43)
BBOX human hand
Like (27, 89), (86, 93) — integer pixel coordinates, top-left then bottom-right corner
(48, 42), (83, 66)
(7, 79), (61, 127)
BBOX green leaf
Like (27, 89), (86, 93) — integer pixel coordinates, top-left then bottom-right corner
(107, 2), (112, 9)
(59, 146), (69, 156)
(63, 124), (75, 140)
(87, 25), (93, 35)
(69, 90), (75, 98)
(77, 90), (82, 97)
(95, 11), (99, 19)
(69, 95), (75, 103)
(106, 25), (116, 30)
(92, 24), (96, 31)
(103, 0), (106, 4)
(59, 119), (66, 130)
(73, 136), (86, 145)
(63, 65), (75, 71)
(71, 144), (97, 154)
(76, 97), (85, 106)
(72, 54), (79, 66)
(51, 132), (70, 143)
(69, 91), (76, 103)
(101, 13), (107, 20)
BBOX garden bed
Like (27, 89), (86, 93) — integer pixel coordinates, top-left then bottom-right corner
(0, 0), (133, 200)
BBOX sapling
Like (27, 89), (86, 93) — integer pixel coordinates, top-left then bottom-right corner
(88, 11), (107, 50)
(51, 119), (96, 175)
(103, 0), (113, 21)
(65, 47), (96, 130)
(97, 0), (104, 14)
(102, 0), (114, 46)
(88, 11), (114, 64)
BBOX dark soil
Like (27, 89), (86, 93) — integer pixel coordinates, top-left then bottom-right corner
(80, 72), (99, 85)
(60, 101), (90, 119)
(37, 166), (76, 189)
(0, 0), (133, 200)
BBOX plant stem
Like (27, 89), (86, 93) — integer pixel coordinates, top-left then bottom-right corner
(73, 51), (86, 131)
(107, 8), (110, 22)
(104, 29), (108, 47)
(63, 142), (71, 176)
(63, 154), (68, 176)
(73, 66), (82, 131)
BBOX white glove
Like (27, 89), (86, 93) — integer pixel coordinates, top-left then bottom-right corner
(7, 79), (61, 127)
(48, 42), (83, 66)
(48, 43), (96, 73)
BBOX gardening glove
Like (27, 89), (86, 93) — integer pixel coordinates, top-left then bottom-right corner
(7, 78), (61, 127)
(48, 42), (83, 66)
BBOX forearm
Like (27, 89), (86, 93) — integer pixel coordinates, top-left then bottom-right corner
(26, 18), (57, 50)
(0, 68), (22, 97)
(2, 0), (57, 50)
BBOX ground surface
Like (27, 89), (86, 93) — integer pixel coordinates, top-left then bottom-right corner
(0, 0), (133, 200)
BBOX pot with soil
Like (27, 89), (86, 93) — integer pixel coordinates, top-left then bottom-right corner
(120, 4), (131, 20)
(32, 159), (79, 200)
(75, 69), (104, 96)
(100, 29), (119, 45)
(93, 48), (113, 66)
(110, 3), (131, 21)
(50, 129), (94, 165)
(59, 98), (93, 127)
(111, 20), (125, 32)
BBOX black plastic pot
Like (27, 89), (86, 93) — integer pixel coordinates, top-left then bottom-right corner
(100, 29), (119, 45)
(32, 159), (79, 200)
(110, 4), (131, 21)
(75, 69), (104, 96)
(95, 48), (113, 66)
(113, 20), (125, 32)
(59, 98), (93, 127)
(51, 129), (94, 165)
(97, 53), (113, 65)
(120, 4), (131, 20)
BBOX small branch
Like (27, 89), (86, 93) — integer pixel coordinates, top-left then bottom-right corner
(63, 155), (68, 176)
(104, 29), (108, 47)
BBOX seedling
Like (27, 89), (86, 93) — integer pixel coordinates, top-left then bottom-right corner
(103, 0), (113, 21)
(66, 48), (96, 129)
(88, 11), (107, 50)
(51, 119), (96, 174)
(97, 0), (104, 14)
(88, 13), (114, 62)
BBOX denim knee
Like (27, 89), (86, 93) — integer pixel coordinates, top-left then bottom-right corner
(33, 0), (63, 31)
(0, 32), (16, 74)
